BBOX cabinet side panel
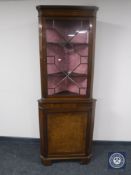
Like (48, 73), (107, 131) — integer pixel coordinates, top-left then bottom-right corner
(39, 108), (48, 157)
(38, 17), (48, 97)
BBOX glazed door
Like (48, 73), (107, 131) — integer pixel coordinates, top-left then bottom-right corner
(44, 18), (93, 97)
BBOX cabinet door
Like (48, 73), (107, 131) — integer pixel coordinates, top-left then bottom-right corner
(46, 111), (90, 156)
(45, 18), (92, 97)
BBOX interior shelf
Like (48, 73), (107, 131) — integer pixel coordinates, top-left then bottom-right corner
(48, 72), (87, 77)
(47, 42), (89, 46)
(51, 90), (79, 96)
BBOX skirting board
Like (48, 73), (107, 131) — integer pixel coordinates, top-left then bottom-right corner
(0, 136), (40, 144)
(0, 136), (131, 145)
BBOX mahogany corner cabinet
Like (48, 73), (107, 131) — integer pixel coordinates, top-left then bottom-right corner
(36, 5), (98, 166)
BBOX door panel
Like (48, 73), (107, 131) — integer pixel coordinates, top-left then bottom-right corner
(47, 111), (89, 156)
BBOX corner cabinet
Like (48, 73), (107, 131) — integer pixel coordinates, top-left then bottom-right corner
(36, 6), (98, 166)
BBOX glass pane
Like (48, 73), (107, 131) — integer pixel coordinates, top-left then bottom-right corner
(46, 19), (89, 96)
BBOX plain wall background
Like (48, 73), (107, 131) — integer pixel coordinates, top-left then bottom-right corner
(0, 0), (131, 141)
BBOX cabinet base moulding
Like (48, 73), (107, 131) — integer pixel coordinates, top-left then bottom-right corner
(40, 154), (92, 166)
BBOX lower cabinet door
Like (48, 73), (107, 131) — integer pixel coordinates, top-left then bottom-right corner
(47, 111), (89, 156)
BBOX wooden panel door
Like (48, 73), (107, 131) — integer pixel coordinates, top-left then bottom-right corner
(47, 111), (89, 156)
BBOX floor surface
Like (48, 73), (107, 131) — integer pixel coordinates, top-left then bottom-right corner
(0, 141), (130, 175)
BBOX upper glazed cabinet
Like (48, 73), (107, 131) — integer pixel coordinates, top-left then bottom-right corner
(37, 6), (98, 98)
